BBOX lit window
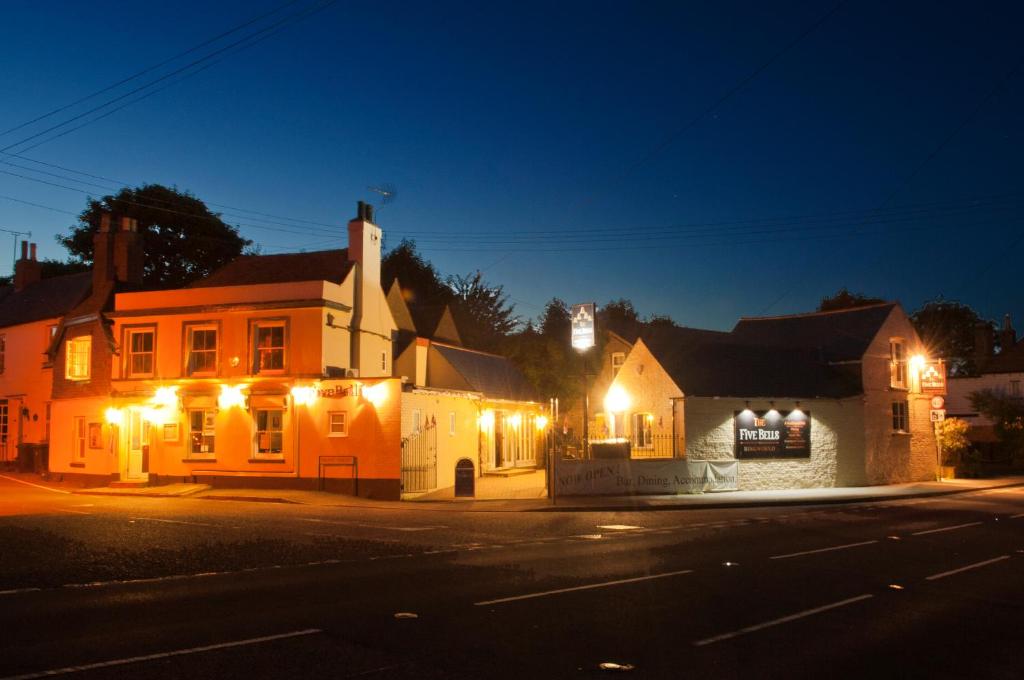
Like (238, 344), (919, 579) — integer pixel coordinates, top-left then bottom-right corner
(328, 411), (347, 437)
(255, 409), (284, 455)
(449, 411), (456, 436)
(890, 340), (906, 389)
(252, 322), (286, 373)
(125, 329), (155, 377)
(892, 401), (909, 432)
(65, 336), (91, 381)
(611, 352), (625, 377)
(186, 326), (218, 375)
(632, 412), (653, 448)
(188, 410), (216, 457)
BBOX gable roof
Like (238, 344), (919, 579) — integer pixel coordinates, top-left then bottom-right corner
(191, 249), (354, 288)
(730, 303), (897, 362)
(432, 343), (536, 401)
(0, 272), (92, 329)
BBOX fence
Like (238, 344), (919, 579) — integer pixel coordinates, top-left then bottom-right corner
(550, 433), (677, 460)
(401, 424), (437, 493)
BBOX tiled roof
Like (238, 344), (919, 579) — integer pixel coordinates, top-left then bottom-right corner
(730, 303), (896, 362)
(0, 272), (92, 328)
(432, 343), (537, 401)
(190, 249), (354, 288)
(981, 339), (1024, 374)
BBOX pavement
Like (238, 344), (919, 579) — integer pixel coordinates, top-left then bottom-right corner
(35, 471), (1024, 512)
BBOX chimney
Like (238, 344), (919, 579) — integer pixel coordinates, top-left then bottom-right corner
(92, 213), (116, 290)
(13, 240), (42, 291)
(999, 314), (1017, 353)
(974, 321), (994, 367)
(113, 216), (144, 285)
(347, 201), (383, 372)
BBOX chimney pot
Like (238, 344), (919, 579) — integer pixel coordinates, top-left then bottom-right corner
(30, 243), (37, 261)
(20, 240), (28, 261)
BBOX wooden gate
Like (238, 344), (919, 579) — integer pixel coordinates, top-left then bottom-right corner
(401, 424), (437, 493)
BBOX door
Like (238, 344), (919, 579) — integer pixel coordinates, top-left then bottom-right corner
(125, 410), (149, 481)
(493, 411), (505, 468)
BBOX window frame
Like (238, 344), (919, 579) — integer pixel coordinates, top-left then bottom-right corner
(123, 326), (156, 379)
(328, 411), (348, 437)
(449, 411), (456, 437)
(187, 409), (217, 459)
(892, 400), (909, 433)
(611, 352), (625, 377)
(889, 339), (907, 390)
(412, 409), (422, 434)
(184, 322), (220, 377)
(65, 335), (92, 381)
(249, 318), (288, 375)
(253, 408), (285, 458)
(632, 412), (654, 449)
(73, 416), (87, 461)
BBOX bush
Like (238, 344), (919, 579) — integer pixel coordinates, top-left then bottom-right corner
(937, 418), (970, 466)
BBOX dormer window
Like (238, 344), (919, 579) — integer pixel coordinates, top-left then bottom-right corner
(889, 339), (906, 389)
(66, 336), (91, 381)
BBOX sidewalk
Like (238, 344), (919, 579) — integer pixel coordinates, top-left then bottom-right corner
(57, 473), (1024, 512)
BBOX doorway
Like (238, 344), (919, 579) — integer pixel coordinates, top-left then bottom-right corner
(493, 410), (505, 468)
(125, 409), (149, 481)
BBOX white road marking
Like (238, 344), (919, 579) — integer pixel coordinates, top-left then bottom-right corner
(474, 569), (693, 606)
(925, 555), (1010, 581)
(131, 517), (222, 528)
(0, 588), (41, 597)
(0, 628), (322, 680)
(596, 525), (642, 530)
(0, 474), (71, 494)
(911, 521), (983, 536)
(1010, 513), (1024, 519)
(770, 540), (879, 560)
(693, 594), (874, 646)
(56, 509), (90, 515)
(299, 517), (447, 531)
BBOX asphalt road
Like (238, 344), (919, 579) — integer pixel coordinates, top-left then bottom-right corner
(1, 473), (1022, 679)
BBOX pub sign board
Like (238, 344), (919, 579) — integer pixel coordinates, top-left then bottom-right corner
(734, 409), (811, 459)
(570, 303), (596, 351)
(920, 360), (946, 394)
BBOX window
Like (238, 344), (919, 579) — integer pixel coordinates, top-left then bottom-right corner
(252, 322), (285, 373)
(611, 352), (625, 377)
(892, 401), (909, 433)
(412, 409), (422, 434)
(890, 340), (906, 389)
(188, 410), (216, 457)
(186, 325), (218, 375)
(632, 412), (653, 448)
(328, 411), (347, 437)
(65, 336), (91, 381)
(73, 416), (86, 461)
(255, 409), (284, 456)
(449, 411), (456, 436)
(1010, 380), (1021, 398)
(125, 328), (155, 377)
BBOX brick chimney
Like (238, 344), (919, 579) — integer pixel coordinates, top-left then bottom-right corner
(999, 314), (1017, 353)
(347, 201), (384, 373)
(13, 241), (42, 291)
(92, 213), (116, 290)
(113, 216), (143, 285)
(974, 321), (994, 367)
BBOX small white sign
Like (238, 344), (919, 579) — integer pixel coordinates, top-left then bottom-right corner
(930, 409), (946, 422)
(930, 395), (945, 409)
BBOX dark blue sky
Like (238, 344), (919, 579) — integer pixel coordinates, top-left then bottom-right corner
(2, 1), (1022, 330)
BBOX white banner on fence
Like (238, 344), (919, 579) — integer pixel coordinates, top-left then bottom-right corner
(554, 458), (738, 496)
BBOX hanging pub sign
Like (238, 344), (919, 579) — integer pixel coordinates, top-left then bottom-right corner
(570, 302), (596, 351)
(734, 409), (811, 459)
(920, 360), (946, 393)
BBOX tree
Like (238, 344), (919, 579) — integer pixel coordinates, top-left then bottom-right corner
(539, 298), (570, 339)
(58, 184), (250, 289)
(911, 299), (988, 377)
(446, 271), (519, 351)
(817, 288), (884, 312)
(598, 298), (641, 339)
(645, 314), (677, 329)
(968, 389), (1024, 462)
(381, 239), (452, 304)
(936, 418), (971, 467)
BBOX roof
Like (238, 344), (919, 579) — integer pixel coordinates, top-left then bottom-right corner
(191, 249), (354, 288)
(981, 338), (1024, 374)
(0, 272), (92, 329)
(730, 303), (897, 362)
(432, 343), (536, 401)
(636, 324), (861, 398)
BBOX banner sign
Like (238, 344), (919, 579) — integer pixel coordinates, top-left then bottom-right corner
(920, 360), (946, 393)
(554, 458), (738, 496)
(570, 303), (596, 351)
(734, 409), (811, 459)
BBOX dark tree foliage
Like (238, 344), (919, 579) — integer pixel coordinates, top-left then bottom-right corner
(446, 271), (519, 352)
(598, 298), (641, 339)
(969, 389), (1024, 460)
(57, 184), (250, 289)
(645, 314), (677, 329)
(911, 299), (988, 377)
(381, 239), (452, 305)
(539, 298), (570, 338)
(818, 288), (885, 312)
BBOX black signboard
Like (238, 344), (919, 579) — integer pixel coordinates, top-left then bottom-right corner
(734, 409), (811, 459)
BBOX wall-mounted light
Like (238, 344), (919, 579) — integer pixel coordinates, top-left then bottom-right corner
(218, 384), (247, 410)
(478, 410), (495, 429)
(362, 382), (388, 407)
(604, 386), (630, 413)
(910, 354), (926, 373)
(508, 413), (522, 429)
(104, 407), (124, 426)
(290, 385), (318, 407)
(535, 415), (549, 431)
(151, 386), (179, 410)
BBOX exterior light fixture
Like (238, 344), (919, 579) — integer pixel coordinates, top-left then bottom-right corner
(141, 406), (168, 426)
(218, 384), (247, 410)
(362, 382), (388, 407)
(290, 385), (318, 407)
(104, 407), (124, 426)
(478, 410), (495, 429)
(535, 415), (549, 431)
(508, 413), (522, 429)
(151, 386), (179, 409)
(604, 386), (630, 413)
(910, 354), (926, 373)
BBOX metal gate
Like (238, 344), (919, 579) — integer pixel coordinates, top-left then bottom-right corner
(401, 424), (437, 493)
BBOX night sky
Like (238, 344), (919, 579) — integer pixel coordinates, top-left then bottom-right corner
(2, 1), (1021, 330)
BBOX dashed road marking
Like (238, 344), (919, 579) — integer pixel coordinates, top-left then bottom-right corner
(475, 569), (693, 606)
(911, 521), (983, 536)
(769, 540), (879, 560)
(925, 555), (1010, 581)
(693, 594), (874, 646)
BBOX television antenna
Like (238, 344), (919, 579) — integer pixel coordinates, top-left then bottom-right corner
(368, 184), (397, 216)
(0, 227), (31, 276)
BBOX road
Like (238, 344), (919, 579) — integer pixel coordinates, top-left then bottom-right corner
(0, 473), (1022, 679)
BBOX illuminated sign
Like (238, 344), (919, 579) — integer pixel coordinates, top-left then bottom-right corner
(734, 409), (811, 459)
(570, 302), (596, 351)
(920, 360), (946, 393)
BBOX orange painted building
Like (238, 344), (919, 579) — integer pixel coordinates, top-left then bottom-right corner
(48, 203), (404, 498)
